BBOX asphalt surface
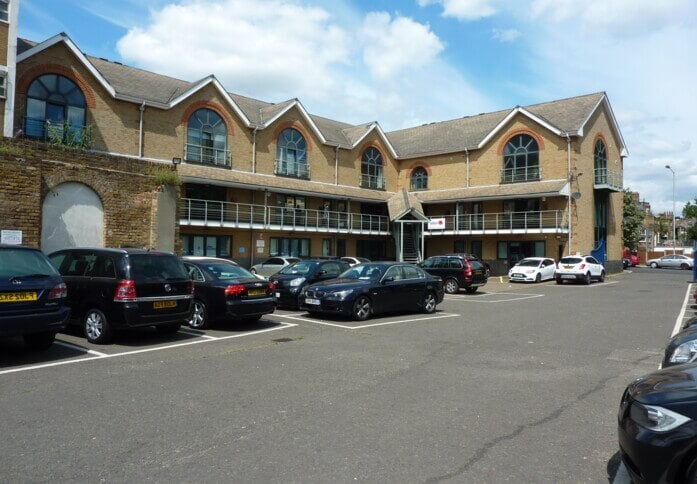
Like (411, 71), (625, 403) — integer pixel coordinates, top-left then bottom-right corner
(1, 267), (695, 482)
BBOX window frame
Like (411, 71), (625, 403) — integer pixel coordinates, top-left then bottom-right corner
(502, 134), (540, 183)
(185, 108), (229, 168)
(275, 128), (308, 178)
(181, 234), (232, 258)
(0, 0), (8, 23)
(361, 147), (385, 189)
(24, 74), (87, 142)
(410, 167), (428, 191)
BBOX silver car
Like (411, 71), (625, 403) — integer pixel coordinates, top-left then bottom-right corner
(646, 254), (694, 270)
(250, 256), (301, 277)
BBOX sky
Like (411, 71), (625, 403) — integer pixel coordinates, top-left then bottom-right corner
(18, 0), (697, 215)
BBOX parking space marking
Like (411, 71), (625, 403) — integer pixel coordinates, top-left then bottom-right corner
(53, 340), (108, 357)
(274, 312), (459, 329)
(0, 322), (297, 377)
(672, 283), (694, 337)
(178, 329), (217, 340)
(445, 292), (544, 303)
(549, 281), (619, 288)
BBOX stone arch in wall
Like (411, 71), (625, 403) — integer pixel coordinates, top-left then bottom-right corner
(41, 182), (104, 254)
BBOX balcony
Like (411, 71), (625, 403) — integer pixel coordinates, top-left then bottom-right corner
(274, 159), (309, 179)
(23, 117), (91, 148)
(360, 173), (386, 190)
(180, 198), (390, 235)
(184, 143), (231, 168)
(500, 166), (541, 183)
(594, 167), (622, 191)
(424, 210), (567, 235)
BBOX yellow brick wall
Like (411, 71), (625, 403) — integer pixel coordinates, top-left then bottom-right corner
(0, 23), (8, 64)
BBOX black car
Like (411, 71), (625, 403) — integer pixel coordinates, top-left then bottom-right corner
(182, 256), (275, 328)
(300, 262), (444, 320)
(48, 248), (193, 344)
(618, 363), (697, 483)
(446, 253), (491, 276)
(0, 245), (70, 350)
(420, 255), (488, 294)
(662, 325), (697, 368)
(270, 259), (350, 309)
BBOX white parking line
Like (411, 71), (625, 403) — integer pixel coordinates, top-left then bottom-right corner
(550, 281), (619, 288)
(178, 329), (217, 340)
(0, 323), (297, 377)
(275, 313), (459, 329)
(445, 293), (544, 303)
(53, 340), (108, 357)
(671, 283), (694, 337)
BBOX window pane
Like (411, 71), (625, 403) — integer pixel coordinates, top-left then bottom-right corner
(218, 236), (231, 257)
(497, 241), (508, 259)
(181, 235), (190, 256)
(205, 236), (217, 257)
(193, 236), (205, 256)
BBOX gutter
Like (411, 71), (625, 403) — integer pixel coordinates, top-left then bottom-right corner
(251, 127), (258, 173)
(465, 148), (470, 187)
(334, 145), (339, 185)
(138, 101), (145, 158)
(565, 133), (572, 256)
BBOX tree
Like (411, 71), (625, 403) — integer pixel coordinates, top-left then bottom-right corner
(683, 198), (697, 242)
(622, 190), (643, 250)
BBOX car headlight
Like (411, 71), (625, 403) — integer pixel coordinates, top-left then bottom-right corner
(289, 277), (305, 287)
(669, 340), (697, 364)
(329, 289), (353, 299)
(629, 403), (690, 432)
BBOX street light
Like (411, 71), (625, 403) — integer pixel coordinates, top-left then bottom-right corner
(665, 165), (676, 254)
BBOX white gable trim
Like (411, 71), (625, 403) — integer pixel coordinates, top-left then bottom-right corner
(578, 93), (629, 157)
(17, 33), (116, 97)
(260, 99), (327, 144)
(167, 76), (252, 127)
(477, 107), (563, 150)
(350, 122), (399, 159)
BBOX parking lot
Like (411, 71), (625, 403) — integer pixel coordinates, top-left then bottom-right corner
(1, 268), (695, 481)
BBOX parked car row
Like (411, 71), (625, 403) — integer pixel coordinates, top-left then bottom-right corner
(646, 254), (694, 270)
(505, 255), (606, 285)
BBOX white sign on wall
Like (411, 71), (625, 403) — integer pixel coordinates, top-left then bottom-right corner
(1, 230), (22, 245)
(427, 218), (446, 230)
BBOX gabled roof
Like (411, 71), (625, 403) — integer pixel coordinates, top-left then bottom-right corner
(387, 189), (427, 221)
(414, 179), (569, 203)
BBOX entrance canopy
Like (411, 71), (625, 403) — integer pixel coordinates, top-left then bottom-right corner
(388, 189), (429, 222)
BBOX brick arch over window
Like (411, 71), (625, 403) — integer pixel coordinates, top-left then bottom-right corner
(496, 129), (545, 155)
(180, 101), (235, 135)
(358, 141), (387, 161)
(271, 122), (313, 152)
(593, 133), (609, 150)
(405, 163), (432, 179)
(18, 64), (96, 109)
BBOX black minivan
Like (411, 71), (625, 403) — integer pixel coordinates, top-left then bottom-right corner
(420, 255), (488, 294)
(49, 248), (193, 344)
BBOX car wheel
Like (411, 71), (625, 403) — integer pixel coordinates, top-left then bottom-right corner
(650, 262), (657, 268)
(599, 271), (605, 283)
(84, 308), (113, 344)
(23, 331), (56, 351)
(444, 278), (459, 294)
(556, 277), (563, 284)
(188, 299), (209, 329)
(156, 322), (181, 335)
(422, 292), (437, 313)
(681, 263), (690, 270)
(352, 296), (371, 321)
(584, 272), (591, 285)
(465, 287), (478, 294)
(535, 273), (541, 283)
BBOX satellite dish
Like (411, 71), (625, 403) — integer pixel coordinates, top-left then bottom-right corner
(571, 192), (582, 200)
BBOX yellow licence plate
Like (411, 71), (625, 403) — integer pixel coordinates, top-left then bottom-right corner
(153, 300), (177, 309)
(0, 291), (38, 303)
(247, 289), (267, 297)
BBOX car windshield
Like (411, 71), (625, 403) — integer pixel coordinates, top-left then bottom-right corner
(129, 254), (188, 280)
(279, 261), (318, 275)
(203, 262), (255, 280)
(0, 249), (58, 279)
(516, 259), (540, 267)
(560, 257), (583, 264)
(338, 263), (385, 280)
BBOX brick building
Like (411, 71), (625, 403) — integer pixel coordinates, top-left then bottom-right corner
(1, 22), (627, 272)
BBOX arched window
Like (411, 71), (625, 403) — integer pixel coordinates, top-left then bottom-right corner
(361, 147), (385, 189)
(25, 74), (86, 143)
(275, 128), (308, 178)
(410, 167), (428, 190)
(502, 134), (539, 183)
(594, 139), (607, 184)
(186, 108), (228, 167)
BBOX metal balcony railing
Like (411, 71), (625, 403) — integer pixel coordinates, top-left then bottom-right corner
(184, 143), (231, 168)
(594, 167), (622, 190)
(23, 117), (91, 148)
(180, 198), (390, 234)
(274, 159), (309, 179)
(425, 210), (567, 233)
(360, 173), (385, 189)
(500, 166), (541, 183)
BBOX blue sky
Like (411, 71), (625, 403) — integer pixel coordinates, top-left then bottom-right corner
(18, 0), (697, 214)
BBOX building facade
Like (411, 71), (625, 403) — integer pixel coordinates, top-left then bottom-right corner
(2, 27), (628, 272)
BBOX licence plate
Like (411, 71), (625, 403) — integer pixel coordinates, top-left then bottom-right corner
(563, 266), (573, 270)
(512, 274), (523, 278)
(561, 275), (576, 279)
(247, 289), (266, 296)
(474, 271), (482, 276)
(305, 298), (320, 305)
(153, 300), (177, 309)
(0, 291), (37, 302)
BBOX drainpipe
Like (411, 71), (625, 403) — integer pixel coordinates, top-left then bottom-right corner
(138, 101), (145, 158)
(565, 133), (572, 256)
(334, 145), (339, 185)
(465, 148), (470, 187)
(251, 127), (258, 173)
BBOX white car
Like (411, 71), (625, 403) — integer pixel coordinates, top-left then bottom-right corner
(555, 255), (605, 285)
(646, 254), (694, 270)
(340, 256), (370, 267)
(250, 256), (301, 277)
(508, 257), (556, 282)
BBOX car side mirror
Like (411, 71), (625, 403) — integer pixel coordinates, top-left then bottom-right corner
(382, 276), (394, 284)
(318, 270), (327, 276)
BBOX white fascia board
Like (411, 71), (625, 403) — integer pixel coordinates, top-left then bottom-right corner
(261, 99), (327, 144)
(477, 107), (563, 150)
(167, 76), (252, 127)
(350, 122), (399, 159)
(17, 33), (116, 97)
(477, 109), (518, 149)
(517, 107), (563, 136)
(578, 94), (629, 157)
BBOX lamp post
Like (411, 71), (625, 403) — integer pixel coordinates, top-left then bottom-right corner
(665, 165), (676, 254)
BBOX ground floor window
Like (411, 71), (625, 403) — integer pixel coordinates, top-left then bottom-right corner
(182, 234), (231, 257)
(357, 240), (386, 260)
(336, 239), (346, 257)
(470, 240), (482, 258)
(453, 239), (482, 257)
(496, 240), (545, 265)
(322, 239), (331, 256)
(270, 237), (310, 257)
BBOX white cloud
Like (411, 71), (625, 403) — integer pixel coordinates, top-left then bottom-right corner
(360, 12), (444, 81)
(417, 0), (499, 20)
(491, 28), (520, 42)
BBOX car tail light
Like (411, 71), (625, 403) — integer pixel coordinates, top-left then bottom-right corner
(579, 263), (586, 270)
(114, 279), (137, 301)
(48, 282), (67, 300)
(267, 281), (276, 292)
(463, 263), (472, 277)
(225, 284), (246, 296)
